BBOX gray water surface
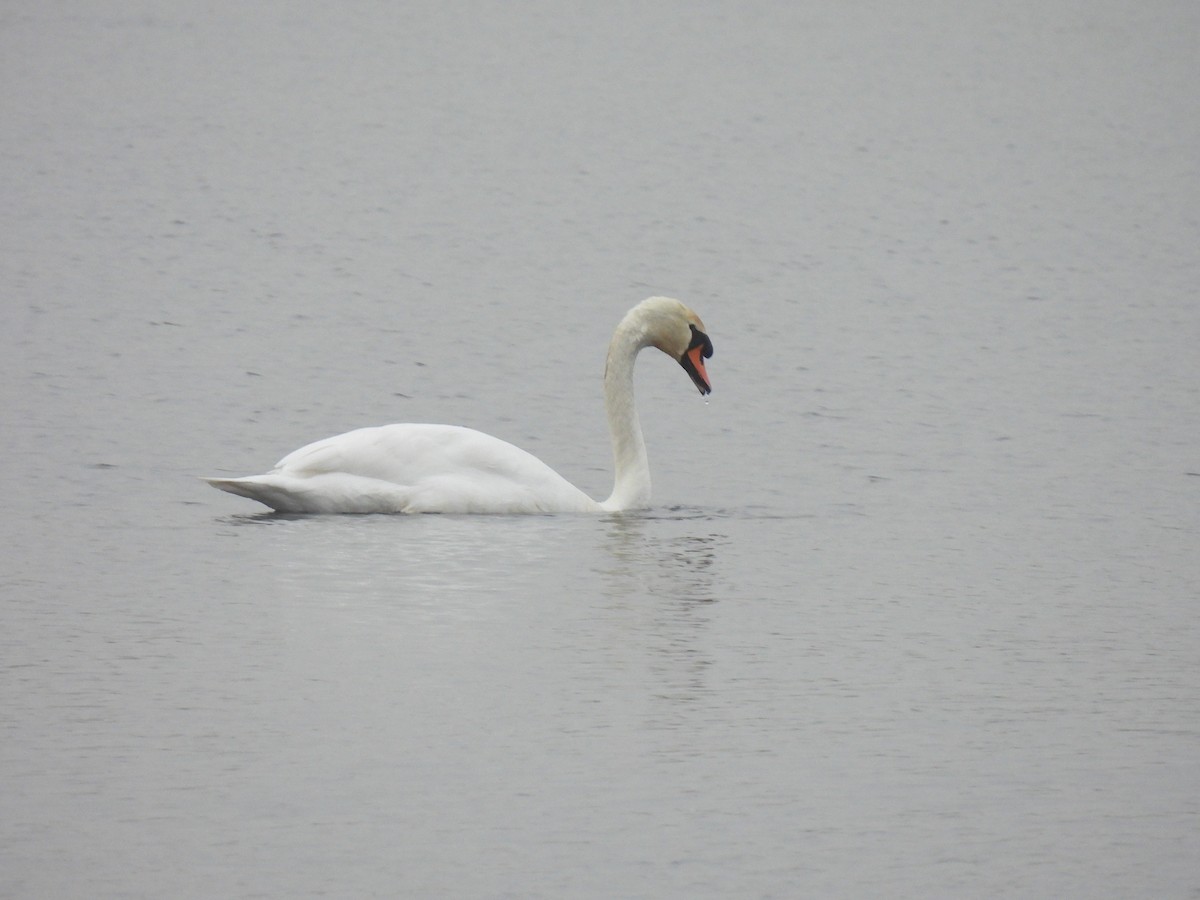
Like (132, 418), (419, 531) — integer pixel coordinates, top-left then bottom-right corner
(3, 2), (1198, 897)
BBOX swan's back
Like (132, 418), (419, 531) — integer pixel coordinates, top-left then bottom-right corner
(207, 424), (600, 514)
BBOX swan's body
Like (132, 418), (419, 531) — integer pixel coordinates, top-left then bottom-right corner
(205, 296), (713, 514)
(208, 423), (601, 514)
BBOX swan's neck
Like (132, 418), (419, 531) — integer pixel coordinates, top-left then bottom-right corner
(600, 321), (652, 512)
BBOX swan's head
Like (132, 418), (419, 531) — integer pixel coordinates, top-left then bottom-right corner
(629, 296), (714, 395)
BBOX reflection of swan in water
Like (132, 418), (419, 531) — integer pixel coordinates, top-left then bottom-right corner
(597, 516), (727, 717)
(260, 515), (576, 615)
(205, 297), (713, 514)
(599, 515), (725, 604)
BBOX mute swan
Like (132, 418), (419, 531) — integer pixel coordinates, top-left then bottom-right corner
(205, 296), (713, 514)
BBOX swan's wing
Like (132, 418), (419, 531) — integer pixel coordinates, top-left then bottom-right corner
(273, 424), (544, 483)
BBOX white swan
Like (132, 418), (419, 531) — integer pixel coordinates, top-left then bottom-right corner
(205, 296), (714, 514)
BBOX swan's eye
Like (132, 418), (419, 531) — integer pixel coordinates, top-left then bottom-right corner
(688, 324), (713, 359)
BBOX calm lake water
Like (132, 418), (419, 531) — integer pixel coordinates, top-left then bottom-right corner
(3, 1), (1198, 897)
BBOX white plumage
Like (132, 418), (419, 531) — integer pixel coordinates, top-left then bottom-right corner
(205, 297), (713, 514)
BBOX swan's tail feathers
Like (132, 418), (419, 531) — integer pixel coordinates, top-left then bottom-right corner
(204, 475), (294, 512)
(205, 476), (259, 497)
(204, 473), (414, 514)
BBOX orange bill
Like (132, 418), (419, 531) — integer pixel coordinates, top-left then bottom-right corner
(683, 344), (711, 395)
